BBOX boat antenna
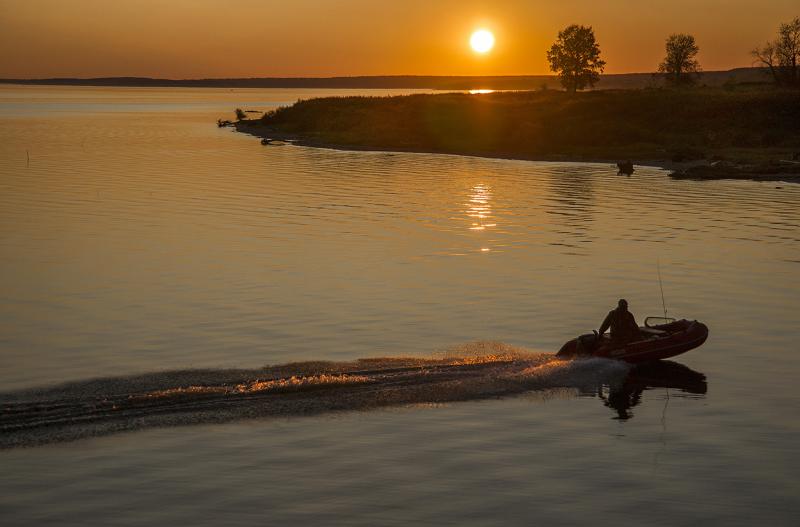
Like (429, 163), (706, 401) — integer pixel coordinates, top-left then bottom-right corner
(657, 259), (668, 320)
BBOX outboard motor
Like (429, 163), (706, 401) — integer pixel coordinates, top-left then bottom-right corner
(558, 332), (600, 358)
(575, 333), (600, 355)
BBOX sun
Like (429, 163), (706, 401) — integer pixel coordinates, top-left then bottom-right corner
(470, 29), (495, 54)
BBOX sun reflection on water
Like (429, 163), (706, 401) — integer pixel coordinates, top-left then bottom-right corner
(466, 184), (496, 252)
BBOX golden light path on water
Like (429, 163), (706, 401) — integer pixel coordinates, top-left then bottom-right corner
(467, 183), (496, 252)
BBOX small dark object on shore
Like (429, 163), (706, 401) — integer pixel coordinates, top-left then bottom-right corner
(261, 138), (273, 145)
(217, 119), (233, 128)
(617, 161), (634, 175)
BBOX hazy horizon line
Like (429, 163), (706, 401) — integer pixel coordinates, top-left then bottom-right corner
(0, 66), (761, 83)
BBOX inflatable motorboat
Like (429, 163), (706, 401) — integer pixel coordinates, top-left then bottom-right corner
(557, 317), (709, 363)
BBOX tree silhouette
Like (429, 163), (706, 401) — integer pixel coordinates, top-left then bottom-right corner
(546, 25), (606, 93)
(753, 17), (800, 87)
(658, 34), (701, 86)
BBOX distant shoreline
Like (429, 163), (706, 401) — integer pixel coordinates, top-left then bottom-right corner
(0, 67), (770, 91)
(233, 88), (800, 183)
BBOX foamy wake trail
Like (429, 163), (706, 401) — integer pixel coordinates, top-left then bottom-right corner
(0, 342), (630, 448)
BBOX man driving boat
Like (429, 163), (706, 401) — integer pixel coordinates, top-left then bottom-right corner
(599, 299), (641, 345)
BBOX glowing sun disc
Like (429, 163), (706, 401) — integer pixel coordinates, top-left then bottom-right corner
(470, 30), (495, 53)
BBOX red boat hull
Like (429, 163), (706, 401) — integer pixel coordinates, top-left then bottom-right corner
(557, 319), (709, 363)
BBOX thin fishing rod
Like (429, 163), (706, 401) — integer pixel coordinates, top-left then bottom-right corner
(657, 259), (668, 320)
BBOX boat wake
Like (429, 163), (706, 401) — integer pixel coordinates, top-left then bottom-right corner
(1, 342), (631, 448)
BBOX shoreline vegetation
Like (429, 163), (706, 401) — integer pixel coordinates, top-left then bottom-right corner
(234, 87), (800, 182)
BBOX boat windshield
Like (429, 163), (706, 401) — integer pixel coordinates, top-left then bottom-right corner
(645, 316), (677, 328)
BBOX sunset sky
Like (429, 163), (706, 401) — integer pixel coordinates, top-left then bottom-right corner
(1, 0), (797, 78)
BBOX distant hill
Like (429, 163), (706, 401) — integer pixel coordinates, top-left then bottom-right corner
(0, 68), (772, 90)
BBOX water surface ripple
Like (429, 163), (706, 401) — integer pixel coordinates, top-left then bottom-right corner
(1, 86), (798, 526)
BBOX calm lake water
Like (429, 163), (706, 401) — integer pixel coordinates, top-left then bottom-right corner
(1, 85), (798, 525)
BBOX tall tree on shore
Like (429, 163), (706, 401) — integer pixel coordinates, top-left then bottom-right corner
(658, 34), (701, 86)
(752, 16), (800, 87)
(547, 25), (606, 93)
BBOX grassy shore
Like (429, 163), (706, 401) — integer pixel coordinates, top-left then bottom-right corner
(236, 87), (800, 179)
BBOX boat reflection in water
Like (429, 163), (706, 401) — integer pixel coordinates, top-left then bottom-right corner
(591, 360), (707, 420)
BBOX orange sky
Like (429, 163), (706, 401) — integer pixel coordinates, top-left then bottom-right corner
(0, 0), (797, 78)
